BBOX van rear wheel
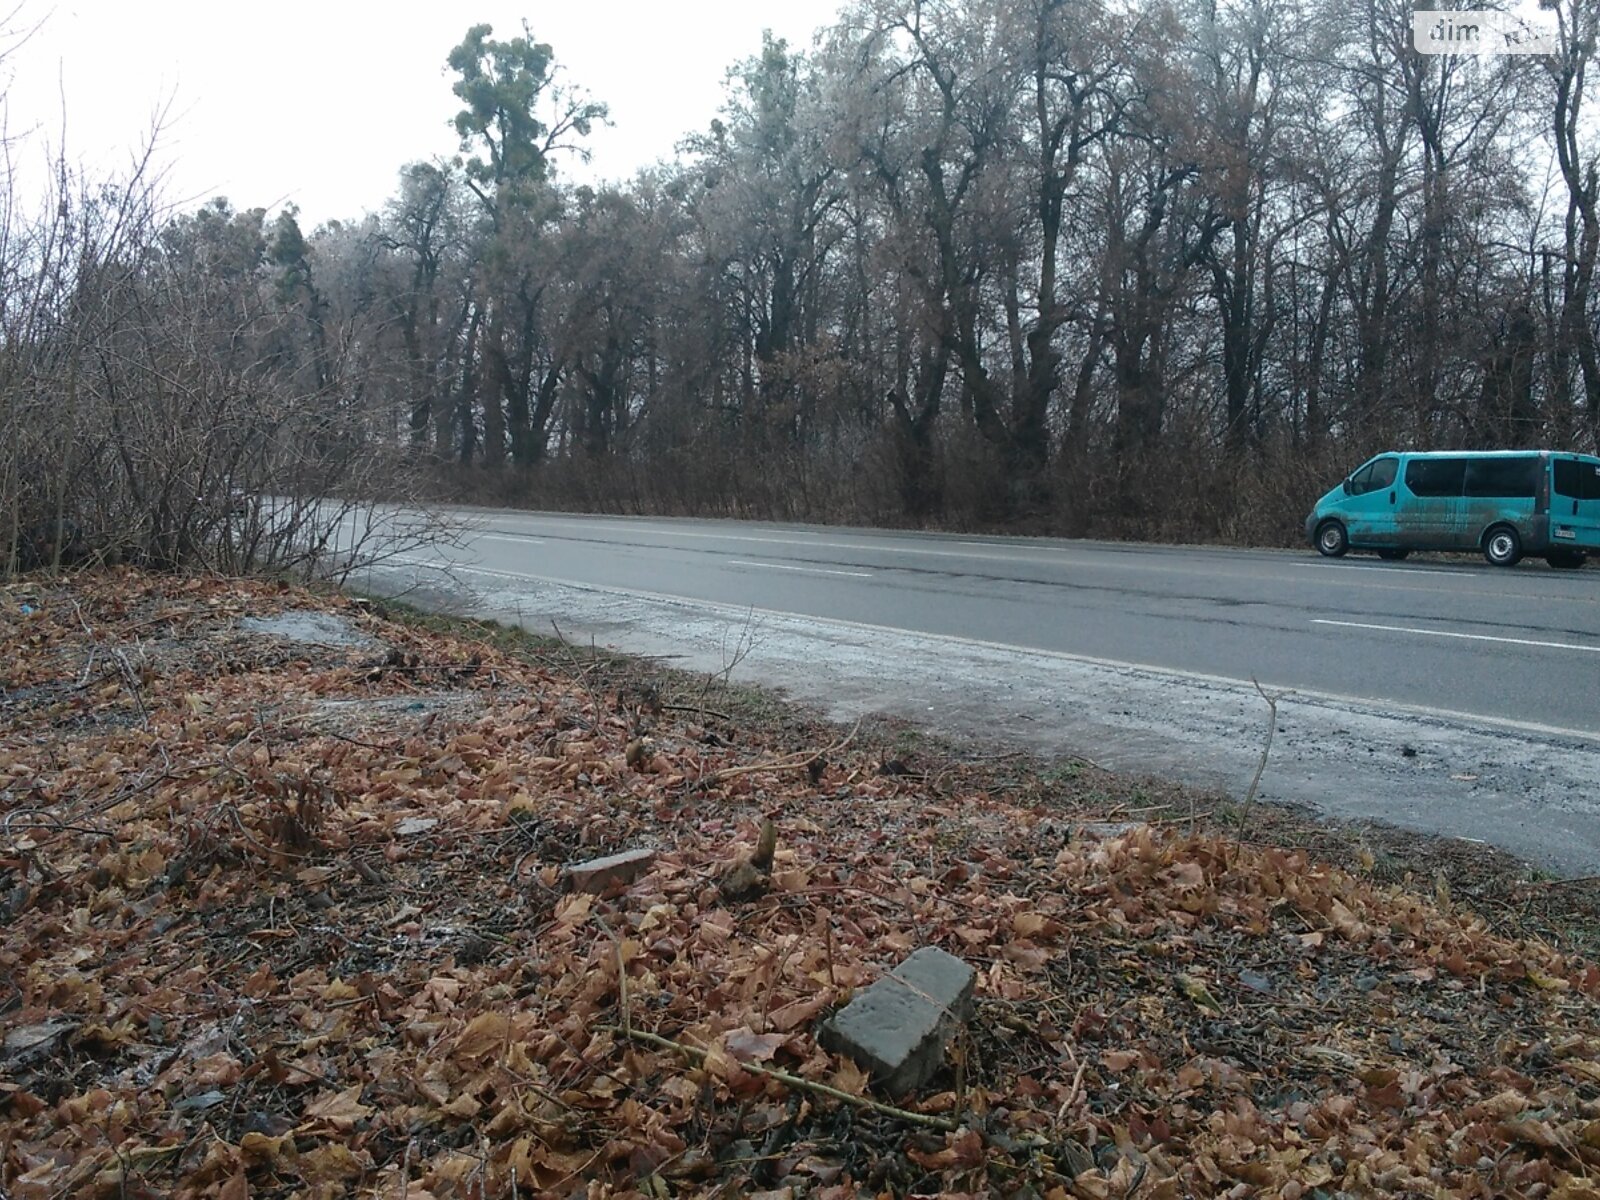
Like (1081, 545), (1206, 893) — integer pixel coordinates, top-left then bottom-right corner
(1547, 549), (1586, 570)
(1315, 520), (1348, 557)
(1483, 525), (1523, 567)
(1376, 549), (1410, 561)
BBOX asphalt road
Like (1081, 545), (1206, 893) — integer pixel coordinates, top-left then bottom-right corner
(355, 507), (1600, 872)
(395, 509), (1600, 734)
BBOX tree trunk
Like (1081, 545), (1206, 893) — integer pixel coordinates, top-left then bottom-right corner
(481, 302), (508, 465)
(456, 309), (483, 465)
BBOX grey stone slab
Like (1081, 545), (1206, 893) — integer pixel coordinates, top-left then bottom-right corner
(819, 947), (976, 1095)
(565, 847), (657, 894)
(3, 1020), (77, 1067)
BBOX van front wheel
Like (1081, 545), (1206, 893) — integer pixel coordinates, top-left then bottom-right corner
(1315, 520), (1349, 558)
(1483, 525), (1523, 567)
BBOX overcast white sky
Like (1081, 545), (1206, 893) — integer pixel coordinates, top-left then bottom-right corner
(2, 0), (846, 226)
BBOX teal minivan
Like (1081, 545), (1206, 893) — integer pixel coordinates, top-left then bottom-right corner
(1305, 450), (1600, 567)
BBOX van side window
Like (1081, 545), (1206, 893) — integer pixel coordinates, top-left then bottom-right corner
(1349, 457), (1396, 495)
(1464, 457), (1538, 498)
(1406, 458), (1467, 497)
(1555, 459), (1600, 500)
(1555, 460), (1579, 497)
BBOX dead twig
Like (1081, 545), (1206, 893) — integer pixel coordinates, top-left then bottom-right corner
(2, 813), (115, 841)
(1521, 874), (1600, 889)
(593, 913), (631, 1035)
(709, 717), (862, 783)
(696, 607), (760, 707)
(605, 1024), (960, 1132)
(953, 1024), (968, 1123)
(550, 619), (607, 717)
(112, 647), (150, 727)
(1238, 678), (1285, 840)
(664, 702), (733, 721)
(1055, 1045), (1088, 1125)
(284, 726), (401, 753)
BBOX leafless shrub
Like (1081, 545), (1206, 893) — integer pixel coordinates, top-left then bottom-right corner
(0, 125), (461, 580)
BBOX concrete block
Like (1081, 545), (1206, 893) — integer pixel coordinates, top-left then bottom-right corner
(819, 947), (976, 1095)
(565, 848), (656, 894)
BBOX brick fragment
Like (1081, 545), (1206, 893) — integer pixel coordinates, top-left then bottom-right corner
(565, 847), (656, 894)
(819, 947), (976, 1095)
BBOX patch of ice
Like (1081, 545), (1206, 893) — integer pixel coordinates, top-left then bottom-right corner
(241, 611), (378, 648)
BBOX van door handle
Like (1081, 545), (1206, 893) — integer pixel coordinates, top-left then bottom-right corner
(1389, 491), (1396, 505)
(1576, 500), (1581, 516)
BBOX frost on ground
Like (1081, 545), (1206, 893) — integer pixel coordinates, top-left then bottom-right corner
(3, 571), (1600, 1199)
(368, 559), (1600, 876)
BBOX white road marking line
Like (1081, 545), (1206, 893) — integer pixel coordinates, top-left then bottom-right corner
(488, 525), (1012, 559)
(478, 534), (546, 545)
(727, 559), (874, 578)
(475, 520), (1124, 565)
(488, 523), (1402, 577)
(377, 554), (1600, 742)
(1292, 562), (1477, 577)
(1312, 618), (1600, 654)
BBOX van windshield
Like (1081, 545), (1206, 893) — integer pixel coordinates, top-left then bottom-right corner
(1349, 457), (1397, 495)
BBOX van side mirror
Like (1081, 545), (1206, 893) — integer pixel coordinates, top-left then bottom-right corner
(1342, 479), (1353, 495)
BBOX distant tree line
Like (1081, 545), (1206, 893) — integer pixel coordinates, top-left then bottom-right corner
(5, 0), (1599, 571)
